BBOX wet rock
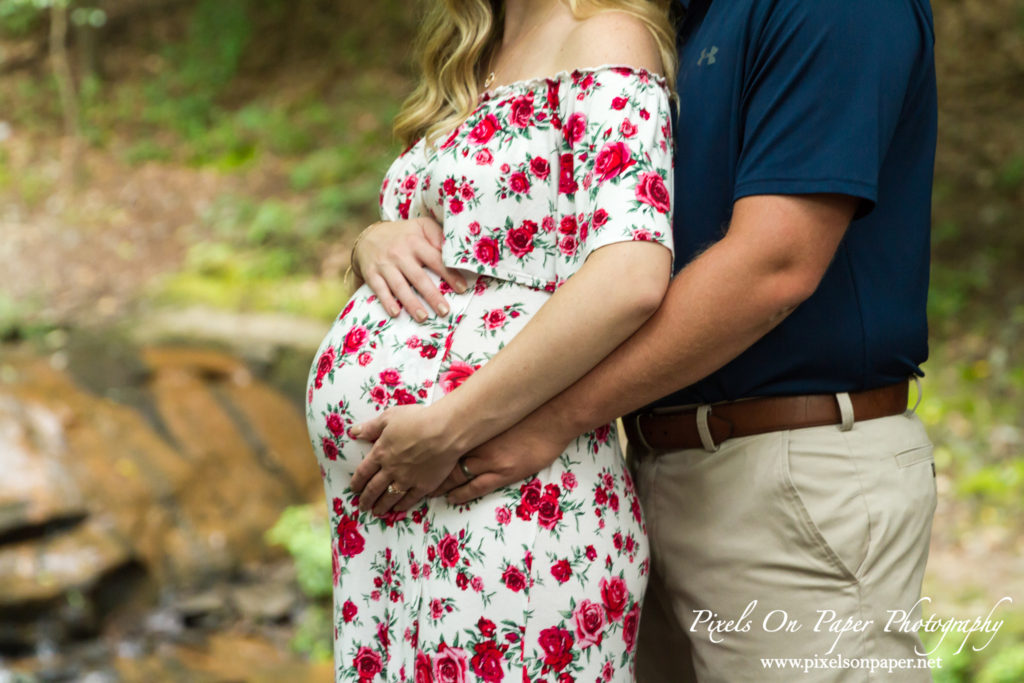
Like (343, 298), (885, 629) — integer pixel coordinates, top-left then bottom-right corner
(0, 395), (87, 542)
(133, 307), (330, 362)
(229, 582), (298, 623)
(174, 591), (230, 630)
(0, 517), (131, 609)
(111, 630), (333, 683)
(141, 606), (185, 640)
(0, 344), (321, 654)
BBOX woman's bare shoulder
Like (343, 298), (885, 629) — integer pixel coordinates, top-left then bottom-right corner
(555, 11), (664, 77)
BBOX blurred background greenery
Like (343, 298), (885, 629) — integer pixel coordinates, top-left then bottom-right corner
(0, 0), (1021, 681)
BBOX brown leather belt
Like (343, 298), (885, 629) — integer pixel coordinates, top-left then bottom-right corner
(623, 382), (910, 452)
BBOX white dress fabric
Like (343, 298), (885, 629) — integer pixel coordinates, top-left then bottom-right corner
(305, 65), (674, 683)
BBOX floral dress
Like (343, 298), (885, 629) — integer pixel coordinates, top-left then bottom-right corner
(305, 65), (674, 683)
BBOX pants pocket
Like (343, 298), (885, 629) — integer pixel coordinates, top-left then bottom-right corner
(891, 440), (938, 523)
(780, 429), (872, 583)
(895, 443), (935, 469)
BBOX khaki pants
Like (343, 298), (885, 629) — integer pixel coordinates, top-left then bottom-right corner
(629, 403), (937, 682)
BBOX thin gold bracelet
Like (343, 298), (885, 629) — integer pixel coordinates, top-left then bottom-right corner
(345, 222), (381, 284)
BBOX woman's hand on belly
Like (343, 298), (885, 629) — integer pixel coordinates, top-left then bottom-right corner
(349, 403), (462, 515)
(353, 217), (468, 320)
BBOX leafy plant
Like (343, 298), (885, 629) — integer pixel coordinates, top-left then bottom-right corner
(265, 504), (335, 660)
(977, 644), (1024, 683)
(264, 504), (332, 600)
(289, 603), (334, 661)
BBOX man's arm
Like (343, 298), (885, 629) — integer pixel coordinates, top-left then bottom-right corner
(441, 192), (858, 503)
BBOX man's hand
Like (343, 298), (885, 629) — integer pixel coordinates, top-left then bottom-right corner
(353, 218), (468, 320)
(431, 408), (576, 505)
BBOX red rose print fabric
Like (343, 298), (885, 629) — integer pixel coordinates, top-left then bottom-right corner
(306, 65), (672, 682)
(424, 65), (674, 290)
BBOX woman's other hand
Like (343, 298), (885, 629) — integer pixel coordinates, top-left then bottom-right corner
(353, 218), (468, 320)
(349, 404), (464, 516)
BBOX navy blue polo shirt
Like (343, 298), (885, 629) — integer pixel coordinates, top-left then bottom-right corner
(656, 0), (938, 407)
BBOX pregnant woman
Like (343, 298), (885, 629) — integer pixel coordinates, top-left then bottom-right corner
(305, 1), (676, 680)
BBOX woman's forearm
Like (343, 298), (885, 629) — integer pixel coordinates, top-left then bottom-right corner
(435, 240), (672, 452)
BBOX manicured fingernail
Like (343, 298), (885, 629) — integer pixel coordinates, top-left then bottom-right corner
(388, 306), (400, 316)
(455, 282), (468, 293)
(415, 310), (427, 322)
(439, 303), (450, 316)
(350, 425), (362, 437)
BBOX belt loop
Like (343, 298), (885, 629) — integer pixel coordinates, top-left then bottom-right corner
(632, 413), (655, 452)
(696, 404), (719, 452)
(836, 392), (855, 431)
(909, 376), (923, 415)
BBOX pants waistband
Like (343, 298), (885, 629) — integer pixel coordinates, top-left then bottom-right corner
(624, 380), (916, 453)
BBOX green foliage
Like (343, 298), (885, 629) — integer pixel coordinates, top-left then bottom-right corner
(0, 153), (55, 206)
(122, 0), (253, 146)
(306, 185), (363, 240)
(929, 632), (975, 683)
(919, 345), (1024, 524)
(265, 505), (334, 661)
(925, 619), (1024, 683)
(0, 0), (105, 36)
(0, 0), (48, 36)
(264, 504), (332, 601)
(0, 146), (9, 189)
(931, 220), (961, 249)
(234, 104), (316, 156)
(0, 0), (404, 300)
(978, 644), (1024, 683)
(289, 603), (334, 661)
(123, 139), (173, 165)
(289, 148), (359, 191)
(183, 115), (258, 168)
(0, 292), (29, 339)
(928, 261), (994, 323)
(995, 156), (1024, 193)
(182, 0), (250, 91)
(247, 200), (298, 245)
(151, 241), (350, 319)
(203, 195), (304, 250)
(287, 144), (387, 194)
(0, 292), (52, 341)
(958, 459), (1024, 510)
(69, 5), (104, 27)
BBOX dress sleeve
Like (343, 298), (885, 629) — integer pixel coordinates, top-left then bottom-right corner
(554, 67), (675, 282)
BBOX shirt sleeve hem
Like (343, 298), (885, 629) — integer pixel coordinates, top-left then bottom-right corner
(733, 178), (878, 220)
(732, 178), (877, 205)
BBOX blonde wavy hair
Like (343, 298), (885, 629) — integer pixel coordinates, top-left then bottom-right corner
(394, 0), (678, 148)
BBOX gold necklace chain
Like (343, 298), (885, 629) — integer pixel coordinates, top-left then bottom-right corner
(484, 4), (559, 91)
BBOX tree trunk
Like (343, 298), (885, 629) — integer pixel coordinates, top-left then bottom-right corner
(50, 0), (82, 187)
(76, 22), (104, 82)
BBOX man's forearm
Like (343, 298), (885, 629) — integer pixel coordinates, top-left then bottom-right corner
(544, 193), (857, 436)
(547, 236), (790, 435)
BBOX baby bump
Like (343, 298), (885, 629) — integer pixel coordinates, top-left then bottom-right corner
(304, 274), (554, 477)
(305, 284), (447, 475)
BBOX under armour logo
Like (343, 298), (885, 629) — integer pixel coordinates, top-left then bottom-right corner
(697, 46), (718, 66)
